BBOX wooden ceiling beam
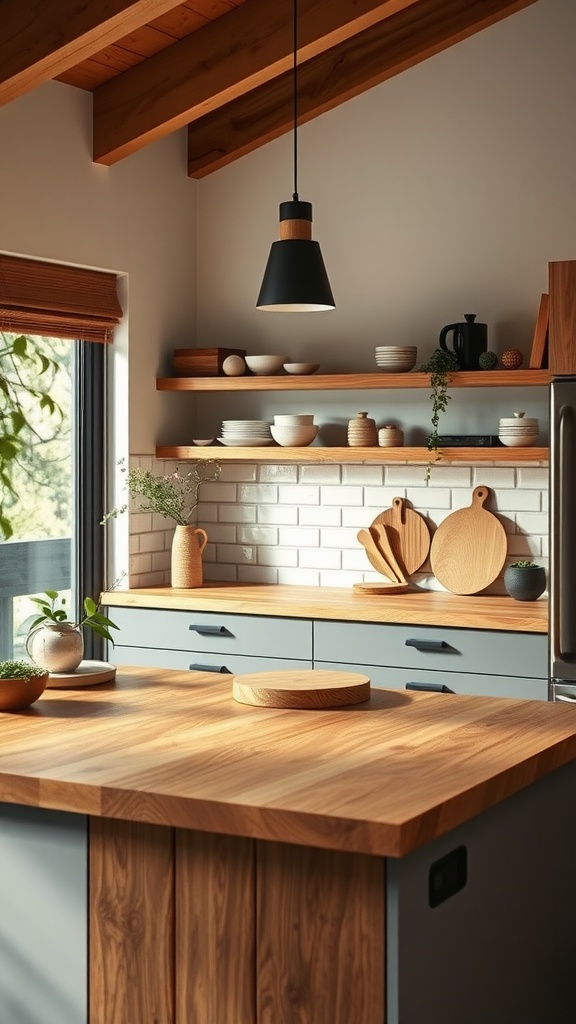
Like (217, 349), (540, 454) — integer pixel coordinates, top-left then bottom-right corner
(187, 0), (539, 177)
(0, 0), (184, 106)
(92, 0), (421, 164)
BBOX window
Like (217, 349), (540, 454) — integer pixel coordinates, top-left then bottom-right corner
(0, 255), (121, 660)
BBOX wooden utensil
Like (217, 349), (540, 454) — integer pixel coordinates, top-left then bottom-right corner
(369, 523), (406, 583)
(357, 528), (399, 581)
(370, 497), (431, 577)
(430, 485), (507, 595)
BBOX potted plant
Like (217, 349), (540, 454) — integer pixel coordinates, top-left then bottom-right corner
(0, 332), (63, 539)
(25, 590), (119, 673)
(420, 348), (460, 479)
(503, 560), (547, 602)
(0, 659), (49, 712)
(102, 459), (221, 588)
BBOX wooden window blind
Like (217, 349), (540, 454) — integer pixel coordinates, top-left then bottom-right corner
(0, 255), (122, 342)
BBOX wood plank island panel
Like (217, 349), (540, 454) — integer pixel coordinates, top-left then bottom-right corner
(102, 584), (548, 633)
(156, 444), (549, 464)
(0, 667), (571, 857)
(157, 369), (550, 391)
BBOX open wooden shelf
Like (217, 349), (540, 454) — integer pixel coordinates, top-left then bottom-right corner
(156, 370), (550, 392)
(156, 445), (549, 464)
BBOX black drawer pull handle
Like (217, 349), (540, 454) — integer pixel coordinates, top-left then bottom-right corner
(189, 663), (231, 674)
(188, 624), (231, 636)
(405, 639), (449, 652)
(406, 681), (456, 694)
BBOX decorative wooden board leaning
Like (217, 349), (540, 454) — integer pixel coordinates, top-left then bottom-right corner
(232, 670), (371, 709)
(370, 497), (430, 577)
(46, 660), (117, 688)
(430, 486), (507, 595)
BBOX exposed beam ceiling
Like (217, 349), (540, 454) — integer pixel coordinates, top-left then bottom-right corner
(0, 0), (540, 175)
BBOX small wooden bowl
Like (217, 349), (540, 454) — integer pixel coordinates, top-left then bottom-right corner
(0, 672), (49, 712)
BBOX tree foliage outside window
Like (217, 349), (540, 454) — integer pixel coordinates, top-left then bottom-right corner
(0, 332), (71, 540)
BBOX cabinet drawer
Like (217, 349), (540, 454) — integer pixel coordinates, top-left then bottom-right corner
(314, 660), (547, 701)
(109, 607), (312, 661)
(313, 621), (546, 680)
(114, 645), (311, 676)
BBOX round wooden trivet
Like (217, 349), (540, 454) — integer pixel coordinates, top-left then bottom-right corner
(353, 581), (409, 594)
(46, 660), (117, 688)
(232, 669), (371, 709)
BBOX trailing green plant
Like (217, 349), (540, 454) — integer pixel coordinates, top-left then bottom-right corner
(27, 590), (119, 645)
(0, 332), (63, 539)
(420, 348), (460, 479)
(0, 659), (48, 680)
(101, 458), (221, 526)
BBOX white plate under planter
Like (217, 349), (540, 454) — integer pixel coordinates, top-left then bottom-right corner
(45, 660), (117, 688)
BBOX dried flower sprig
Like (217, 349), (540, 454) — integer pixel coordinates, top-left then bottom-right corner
(101, 459), (221, 526)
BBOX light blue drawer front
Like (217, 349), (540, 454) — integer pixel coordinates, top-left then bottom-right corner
(313, 661), (547, 700)
(110, 607), (312, 660)
(114, 645), (311, 675)
(313, 621), (546, 680)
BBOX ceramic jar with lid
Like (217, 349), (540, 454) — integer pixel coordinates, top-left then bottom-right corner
(347, 412), (378, 447)
(498, 411), (539, 447)
(378, 424), (404, 447)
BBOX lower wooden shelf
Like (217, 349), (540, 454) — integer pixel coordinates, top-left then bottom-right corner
(155, 445), (549, 464)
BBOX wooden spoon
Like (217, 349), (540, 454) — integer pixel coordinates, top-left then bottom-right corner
(369, 524), (406, 583)
(357, 528), (399, 581)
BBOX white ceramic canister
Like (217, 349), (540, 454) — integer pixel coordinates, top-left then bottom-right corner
(378, 424), (404, 447)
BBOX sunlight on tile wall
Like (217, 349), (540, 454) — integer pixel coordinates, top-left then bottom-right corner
(126, 455), (549, 596)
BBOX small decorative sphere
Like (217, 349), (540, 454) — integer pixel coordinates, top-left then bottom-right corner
(222, 354), (246, 376)
(501, 348), (523, 370)
(479, 351), (499, 370)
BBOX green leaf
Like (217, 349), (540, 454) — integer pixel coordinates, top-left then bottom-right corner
(0, 438), (18, 460)
(0, 514), (13, 540)
(44, 590), (59, 600)
(85, 622), (115, 645)
(12, 335), (27, 357)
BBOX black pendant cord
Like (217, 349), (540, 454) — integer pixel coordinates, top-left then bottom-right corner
(292, 0), (298, 202)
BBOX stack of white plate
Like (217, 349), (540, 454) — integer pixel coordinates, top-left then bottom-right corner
(218, 419), (273, 446)
(498, 413), (539, 447)
(375, 346), (417, 372)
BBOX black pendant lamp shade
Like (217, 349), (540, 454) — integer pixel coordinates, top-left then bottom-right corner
(256, 200), (335, 311)
(256, 0), (335, 312)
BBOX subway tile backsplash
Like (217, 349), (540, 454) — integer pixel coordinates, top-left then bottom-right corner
(126, 456), (549, 595)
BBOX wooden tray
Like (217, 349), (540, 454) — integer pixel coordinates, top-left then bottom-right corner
(353, 581), (409, 594)
(232, 669), (371, 709)
(46, 660), (117, 688)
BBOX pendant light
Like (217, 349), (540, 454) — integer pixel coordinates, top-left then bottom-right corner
(256, 0), (335, 311)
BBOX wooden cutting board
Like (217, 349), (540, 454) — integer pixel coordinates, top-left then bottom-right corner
(430, 485), (507, 595)
(232, 670), (371, 709)
(371, 497), (430, 577)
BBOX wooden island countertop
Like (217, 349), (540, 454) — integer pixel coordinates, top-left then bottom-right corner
(102, 582), (548, 633)
(0, 665), (572, 858)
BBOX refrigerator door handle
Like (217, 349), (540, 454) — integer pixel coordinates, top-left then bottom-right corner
(556, 404), (576, 660)
(554, 692), (576, 703)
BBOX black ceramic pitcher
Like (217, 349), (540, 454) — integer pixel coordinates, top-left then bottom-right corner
(438, 313), (487, 370)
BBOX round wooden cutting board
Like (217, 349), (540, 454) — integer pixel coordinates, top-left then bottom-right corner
(232, 670), (371, 709)
(430, 485), (507, 595)
(370, 497), (430, 577)
(45, 660), (117, 688)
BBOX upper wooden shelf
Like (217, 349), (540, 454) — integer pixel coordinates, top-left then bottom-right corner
(156, 445), (549, 464)
(156, 370), (551, 392)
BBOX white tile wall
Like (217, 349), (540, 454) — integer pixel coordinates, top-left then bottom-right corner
(126, 456), (549, 595)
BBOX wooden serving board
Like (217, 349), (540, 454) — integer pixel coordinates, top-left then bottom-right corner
(232, 670), (371, 709)
(430, 486), (507, 595)
(353, 582), (409, 594)
(371, 497), (430, 577)
(46, 660), (117, 688)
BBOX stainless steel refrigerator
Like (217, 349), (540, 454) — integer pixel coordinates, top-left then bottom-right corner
(549, 376), (576, 701)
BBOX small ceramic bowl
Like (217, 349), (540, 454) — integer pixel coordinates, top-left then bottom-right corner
(273, 414), (315, 425)
(192, 439), (215, 446)
(283, 363), (320, 375)
(245, 355), (286, 375)
(270, 424), (319, 447)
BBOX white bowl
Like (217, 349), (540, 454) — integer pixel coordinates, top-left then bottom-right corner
(192, 438), (215, 446)
(270, 424), (319, 447)
(498, 434), (539, 447)
(283, 363), (320, 375)
(245, 355), (286, 375)
(273, 414), (315, 425)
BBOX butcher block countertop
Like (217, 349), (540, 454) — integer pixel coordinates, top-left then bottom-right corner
(103, 583), (548, 633)
(1, 666), (572, 858)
